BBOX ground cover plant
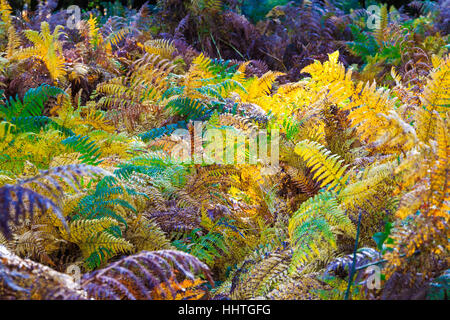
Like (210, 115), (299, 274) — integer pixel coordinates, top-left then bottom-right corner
(0, 0), (448, 300)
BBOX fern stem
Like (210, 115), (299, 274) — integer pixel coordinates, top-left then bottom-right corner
(354, 253), (410, 272)
(209, 32), (222, 60)
(344, 210), (362, 300)
(218, 38), (245, 60)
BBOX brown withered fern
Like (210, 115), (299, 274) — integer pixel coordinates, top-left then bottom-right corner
(81, 249), (213, 300)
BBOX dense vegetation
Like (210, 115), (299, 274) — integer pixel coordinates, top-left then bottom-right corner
(0, 0), (448, 300)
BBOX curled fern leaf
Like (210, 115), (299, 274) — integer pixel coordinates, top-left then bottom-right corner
(324, 247), (381, 279)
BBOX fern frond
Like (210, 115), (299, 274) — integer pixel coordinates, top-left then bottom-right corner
(0, 0), (12, 30)
(139, 121), (187, 142)
(81, 250), (212, 299)
(166, 97), (211, 120)
(373, 4), (388, 46)
(339, 162), (395, 213)
(288, 191), (355, 271)
(285, 166), (321, 197)
(244, 71), (284, 102)
(294, 140), (350, 192)
(13, 22), (66, 80)
(66, 217), (133, 270)
(139, 39), (176, 60)
(126, 216), (173, 252)
(61, 135), (102, 165)
(105, 27), (130, 51)
(1, 84), (65, 120)
(87, 14), (101, 49)
(174, 228), (229, 266)
(6, 26), (20, 59)
(0, 164), (107, 238)
(290, 216), (335, 270)
(417, 54), (450, 143)
(324, 247), (381, 279)
(19, 164), (108, 202)
(230, 249), (290, 300)
(289, 191), (355, 237)
(429, 115), (449, 209)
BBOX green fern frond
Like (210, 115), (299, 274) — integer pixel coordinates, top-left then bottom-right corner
(288, 191), (355, 271)
(68, 217), (134, 270)
(0, 84), (65, 120)
(166, 97), (211, 120)
(290, 216), (335, 269)
(61, 135), (102, 165)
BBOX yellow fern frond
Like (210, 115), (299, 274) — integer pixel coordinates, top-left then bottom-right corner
(13, 22), (66, 80)
(0, 0), (12, 30)
(87, 14), (102, 49)
(65, 217), (134, 268)
(374, 4), (388, 46)
(49, 153), (82, 168)
(231, 61), (251, 84)
(339, 162), (395, 213)
(422, 53), (449, 114)
(301, 50), (353, 95)
(429, 115), (449, 209)
(294, 140), (350, 192)
(67, 218), (116, 242)
(76, 108), (115, 133)
(139, 39), (176, 60)
(245, 71), (284, 102)
(6, 26), (20, 58)
(416, 54), (450, 143)
(126, 216), (173, 252)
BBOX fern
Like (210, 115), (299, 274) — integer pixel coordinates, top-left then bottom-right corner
(139, 121), (187, 142)
(61, 135), (103, 165)
(138, 39), (176, 60)
(1, 84), (65, 120)
(289, 191), (355, 271)
(0, 85), (73, 136)
(0, 0), (12, 31)
(294, 140), (350, 192)
(324, 247), (381, 279)
(6, 26), (21, 59)
(71, 177), (137, 227)
(66, 217), (133, 270)
(166, 97), (211, 120)
(416, 54), (450, 143)
(347, 24), (379, 63)
(81, 250), (212, 300)
(0, 164), (108, 239)
(173, 228), (229, 266)
(126, 216), (173, 252)
(228, 249), (291, 300)
(13, 22), (66, 81)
